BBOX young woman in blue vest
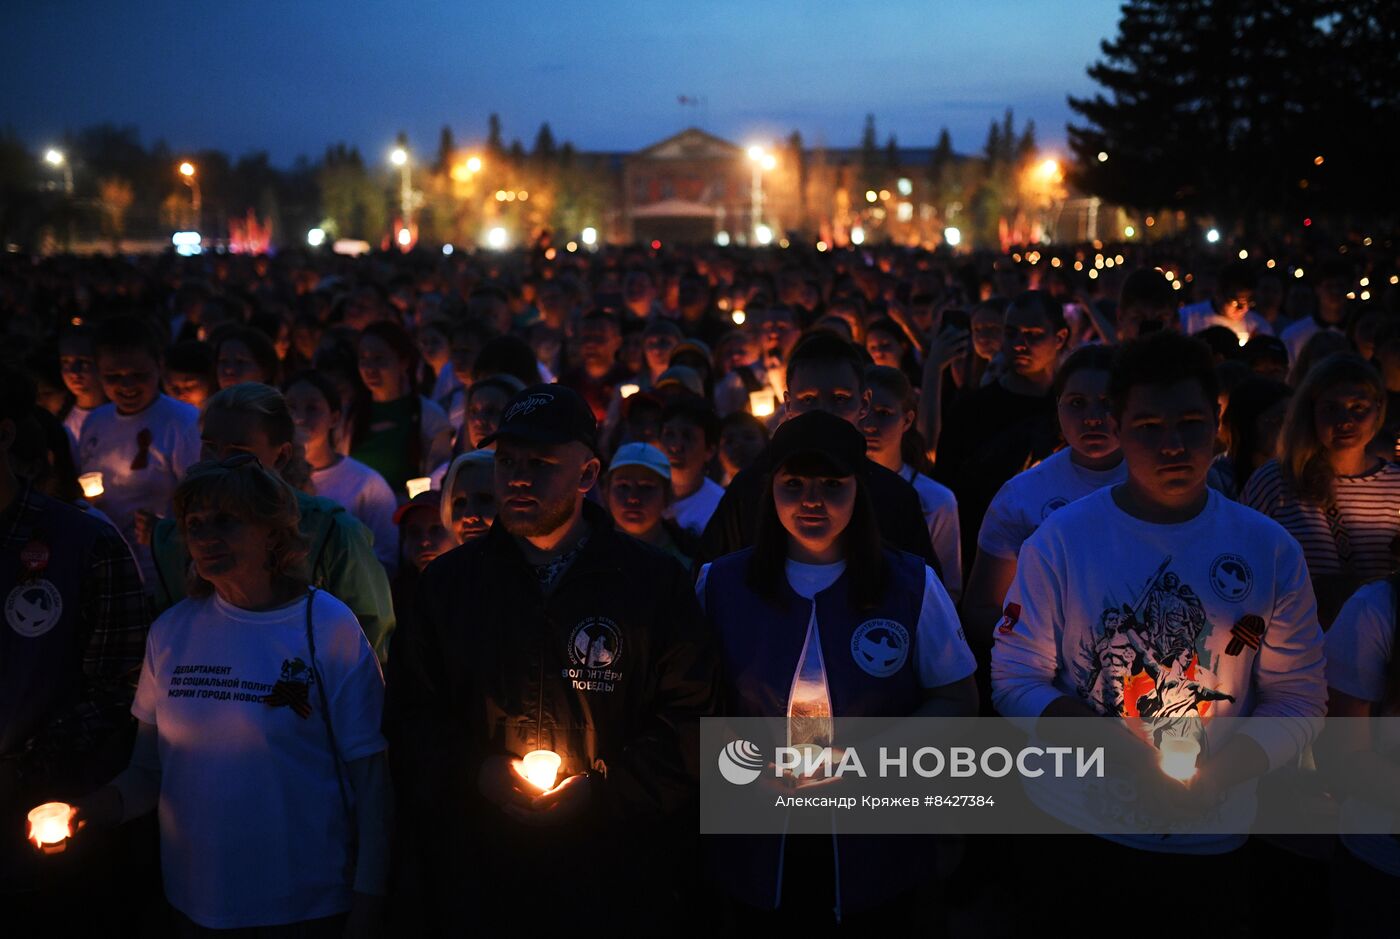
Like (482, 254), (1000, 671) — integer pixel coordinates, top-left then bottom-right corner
(697, 410), (978, 928)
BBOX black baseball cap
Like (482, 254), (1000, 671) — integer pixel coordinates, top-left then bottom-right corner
(480, 384), (599, 454)
(767, 410), (866, 476)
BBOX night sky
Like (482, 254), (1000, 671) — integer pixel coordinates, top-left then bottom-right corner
(5, 0), (1122, 164)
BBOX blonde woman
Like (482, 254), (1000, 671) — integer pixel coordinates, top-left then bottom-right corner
(150, 383), (395, 658)
(1244, 354), (1400, 626)
(69, 458), (389, 934)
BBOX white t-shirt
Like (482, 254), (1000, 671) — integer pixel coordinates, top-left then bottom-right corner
(977, 448), (1128, 561)
(669, 476), (725, 536)
(901, 465), (963, 602)
(992, 486), (1327, 853)
(132, 590), (385, 929)
(311, 457), (399, 571)
(1324, 579), (1400, 875)
(1178, 301), (1274, 345)
(78, 395), (200, 586)
(697, 558), (976, 699)
(64, 404), (93, 463)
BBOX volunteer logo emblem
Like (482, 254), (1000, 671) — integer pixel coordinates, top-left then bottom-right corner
(6, 580), (63, 638)
(850, 619), (910, 678)
(569, 617), (622, 669)
(718, 739), (765, 785)
(1209, 554), (1253, 602)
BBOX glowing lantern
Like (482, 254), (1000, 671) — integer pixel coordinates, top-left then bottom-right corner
(1158, 737), (1200, 783)
(749, 391), (776, 418)
(518, 749), (562, 792)
(79, 472), (104, 499)
(28, 802), (75, 854)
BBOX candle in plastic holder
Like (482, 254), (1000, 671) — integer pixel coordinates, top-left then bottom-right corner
(405, 477), (433, 500)
(749, 390), (776, 418)
(1158, 737), (1201, 783)
(517, 749), (562, 792)
(27, 802), (75, 854)
(79, 472), (104, 499)
(619, 383), (640, 399)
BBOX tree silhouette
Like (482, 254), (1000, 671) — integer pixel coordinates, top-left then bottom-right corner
(1067, 0), (1400, 226)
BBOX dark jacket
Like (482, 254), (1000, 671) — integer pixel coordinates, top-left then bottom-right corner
(695, 450), (937, 572)
(387, 499), (719, 927)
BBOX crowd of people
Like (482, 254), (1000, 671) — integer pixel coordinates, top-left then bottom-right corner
(1, 232), (1398, 934)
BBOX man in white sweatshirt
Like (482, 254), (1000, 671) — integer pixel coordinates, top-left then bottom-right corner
(991, 331), (1326, 919)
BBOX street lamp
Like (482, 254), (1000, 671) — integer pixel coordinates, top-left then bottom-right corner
(389, 145), (412, 240)
(747, 144), (776, 246)
(178, 161), (201, 229)
(44, 149), (74, 194)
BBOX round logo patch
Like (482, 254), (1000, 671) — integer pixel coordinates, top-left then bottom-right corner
(6, 580), (64, 638)
(1040, 497), (1070, 520)
(850, 619), (910, 678)
(569, 617), (623, 669)
(1209, 554), (1253, 602)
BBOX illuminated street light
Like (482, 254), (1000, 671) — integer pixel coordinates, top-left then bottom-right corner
(1037, 158), (1062, 181)
(747, 144), (776, 245)
(44, 149), (64, 167)
(1206, 228), (1221, 244)
(307, 228), (326, 247)
(388, 144), (414, 239)
(581, 227), (598, 247)
(442, 244), (454, 256)
(755, 224), (773, 246)
(1097, 151), (1108, 163)
(397, 228), (412, 247)
(943, 227), (962, 247)
(850, 226), (865, 246)
(715, 230), (731, 247)
(1123, 225), (1136, 238)
(178, 161), (201, 228)
(486, 227), (508, 250)
(466, 155), (482, 173)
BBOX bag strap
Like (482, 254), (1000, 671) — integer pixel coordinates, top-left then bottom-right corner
(305, 587), (354, 838)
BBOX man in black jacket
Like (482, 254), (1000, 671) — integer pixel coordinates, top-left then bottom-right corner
(388, 384), (718, 931)
(697, 330), (937, 571)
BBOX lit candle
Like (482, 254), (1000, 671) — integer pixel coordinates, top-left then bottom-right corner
(27, 802), (75, 854)
(517, 749), (562, 792)
(405, 477), (432, 500)
(79, 472), (104, 499)
(731, 309), (747, 325)
(619, 383), (640, 399)
(749, 390), (776, 418)
(1158, 737), (1200, 783)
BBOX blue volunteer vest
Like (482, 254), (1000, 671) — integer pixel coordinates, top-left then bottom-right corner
(705, 546), (925, 719)
(704, 546), (937, 916)
(0, 500), (98, 756)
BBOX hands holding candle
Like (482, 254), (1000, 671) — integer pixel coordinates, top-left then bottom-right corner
(478, 750), (592, 827)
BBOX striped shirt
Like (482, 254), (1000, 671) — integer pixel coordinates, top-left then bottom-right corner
(1242, 458), (1400, 582)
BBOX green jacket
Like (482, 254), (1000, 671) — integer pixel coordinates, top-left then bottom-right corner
(151, 490), (395, 660)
